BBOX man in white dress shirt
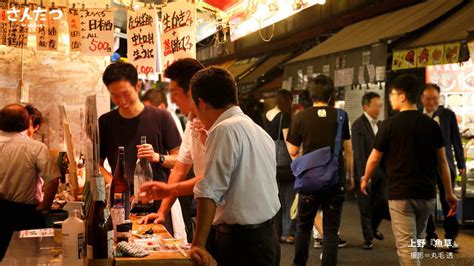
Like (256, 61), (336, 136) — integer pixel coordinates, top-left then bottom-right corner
(188, 67), (281, 266)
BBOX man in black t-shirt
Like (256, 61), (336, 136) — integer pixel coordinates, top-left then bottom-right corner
(99, 62), (181, 233)
(361, 74), (458, 266)
(287, 75), (354, 266)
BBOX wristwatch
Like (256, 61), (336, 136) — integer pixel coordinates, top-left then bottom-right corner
(159, 154), (166, 164)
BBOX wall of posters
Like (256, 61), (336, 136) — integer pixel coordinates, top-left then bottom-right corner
(161, 1), (196, 70)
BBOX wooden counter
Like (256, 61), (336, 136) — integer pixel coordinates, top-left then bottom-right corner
(2, 220), (194, 266)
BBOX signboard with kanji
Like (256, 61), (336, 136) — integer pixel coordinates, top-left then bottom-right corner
(36, 9), (60, 51)
(0, 0), (8, 45)
(80, 9), (114, 55)
(6, 6), (29, 48)
(127, 8), (159, 75)
(160, 1), (196, 71)
(67, 8), (82, 52)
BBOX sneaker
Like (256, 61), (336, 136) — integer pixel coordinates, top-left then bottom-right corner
(362, 240), (374, 250)
(313, 238), (323, 248)
(338, 237), (348, 248)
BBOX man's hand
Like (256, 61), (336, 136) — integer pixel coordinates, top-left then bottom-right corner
(138, 212), (166, 225)
(445, 193), (459, 217)
(347, 177), (355, 191)
(137, 144), (160, 163)
(190, 245), (217, 266)
(459, 168), (466, 176)
(360, 177), (370, 195)
(139, 181), (173, 203)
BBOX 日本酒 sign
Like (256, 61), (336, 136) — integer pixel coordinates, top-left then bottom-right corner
(79, 9), (114, 56)
(160, 1), (196, 71)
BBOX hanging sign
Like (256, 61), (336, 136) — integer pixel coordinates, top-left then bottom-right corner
(161, 1), (196, 70)
(393, 43), (461, 70)
(67, 8), (82, 52)
(6, 6), (29, 48)
(127, 7), (159, 75)
(0, 0), (8, 45)
(80, 8), (114, 55)
(36, 9), (60, 51)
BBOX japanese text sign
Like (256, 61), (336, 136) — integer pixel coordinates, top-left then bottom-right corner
(127, 8), (159, 75)
(80, 9), (114, 55)
(161, 1), (196, 70)
(67, 9), (82, 52)
(36, 9), (60, 51)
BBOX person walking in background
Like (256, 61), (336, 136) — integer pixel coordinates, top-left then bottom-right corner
(420, 83), (464, 251)
(263, 89), (297, 244)
(352, 92), (389, 250)
(361, 74), (458, 266)
(141, 89), (185, 136)
(287, 75), (354, 266)
(24, 104), (43, 139)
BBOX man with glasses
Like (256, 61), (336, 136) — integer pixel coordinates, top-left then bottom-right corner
(361, 74), (458, 266)
(421, 83), (464, 251)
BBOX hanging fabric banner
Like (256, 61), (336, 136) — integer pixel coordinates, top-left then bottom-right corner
(80, 8), (114, 55)
(160, 1), (196, 70)
(127, 7), (159, 75)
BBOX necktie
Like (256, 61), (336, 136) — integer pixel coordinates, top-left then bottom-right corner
(372, 120), (378, 135)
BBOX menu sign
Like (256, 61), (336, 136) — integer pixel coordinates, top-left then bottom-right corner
(393, 43), (461, 70)
(6, 7), (29, 48)
(161, 1), (196, 70)
(36, 9), (60, 51)
(80, 9), (114, 55)
(0, 0), (8, 45)
(67, 8), (82, 52)
(127, 8), (159, 75)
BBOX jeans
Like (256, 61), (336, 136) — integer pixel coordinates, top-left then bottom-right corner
(389, 199), (435, 266)
(275, 179), (297, 237)
(294, 187), (345, 266)
(426, 170), (459, 241)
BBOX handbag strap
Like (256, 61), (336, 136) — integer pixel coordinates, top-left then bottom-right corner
(333, 108), (345, 160)
(277, 112), (283, 142)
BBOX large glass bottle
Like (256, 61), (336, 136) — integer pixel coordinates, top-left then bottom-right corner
(86, 175), (113, 259)
(134, 136), (154, 205)
(110, 146), (131, 220)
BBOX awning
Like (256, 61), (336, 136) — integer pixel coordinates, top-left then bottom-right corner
(287, 0), (462, 65)
(396, 1), (474, 48)
(238, 53), (291, 85)
(226, 57), (261, 80)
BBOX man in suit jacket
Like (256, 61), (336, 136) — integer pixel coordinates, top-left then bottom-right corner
(421, 83), (465, 251)
(352, 92), (389, 250)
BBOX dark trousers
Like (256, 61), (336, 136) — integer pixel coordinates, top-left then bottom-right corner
(294, 188), (345, 266)
(426, 170), (459, 240)
(355, 178), (389, 242)
(206, 220), (280, 266)
(0, 200), (46, 260)
(275, 179), (297, 238)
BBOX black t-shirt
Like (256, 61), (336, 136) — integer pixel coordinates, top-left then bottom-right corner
(99, 106), (182, 187)
(263, 112), (291, 140)
(373, 110), (445, 200)
(287, 106), (351, 187)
